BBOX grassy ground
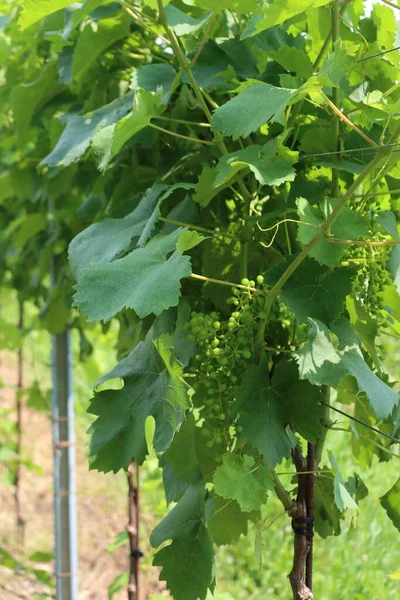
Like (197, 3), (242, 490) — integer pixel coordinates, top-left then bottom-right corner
(1, 290), (400, 599)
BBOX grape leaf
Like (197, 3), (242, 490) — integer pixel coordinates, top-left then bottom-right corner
(214, 139), (298, 187)
(381, 478), (400, 533)
(212, 83), (293, 140)
(177, 230), (206, 254)
(41, 93), (134, 167)
(272, 360), (324, 443)
(130, 63), (177, 104)
(193, 0), (259, 12)
(69, 183), (194, 279)
(92, 89), (164, 171)
(268, 47), (313, 80)
(88, 326), (190, 472)
(298, 318), (398, 420)
(10, 63), (58, 139)
(69, 183), (168, 279)
(296, 198), (369, 267)
(19, 0), (76, 29)
(151, 476), (214, 600)
(73, 228), (192, 321)
(236, 356), (296, 466)
(208, 496), (249, 545)
(213, 454), (273, 512)
(266, 257), (354, 325)
(319, 40), (357, 86)
(72, 16), (130, 82)
(241, 0), (332, 40)
(164, 413), (198, 482)
(165, 5), (212, 35)
(314, 468), (342, 538)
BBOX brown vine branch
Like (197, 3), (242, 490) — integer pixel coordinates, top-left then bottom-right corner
(127, 460), (141, 600)
(289, 447), (312, 600)
(305, 444), (315, 591)
(380, 0), (400, 11)
(320, 91), (378, 148)
(191, 14), (216, 66)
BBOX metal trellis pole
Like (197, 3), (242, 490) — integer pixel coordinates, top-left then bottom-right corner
(52, 330), (78, 600)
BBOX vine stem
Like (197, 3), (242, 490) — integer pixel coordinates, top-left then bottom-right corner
(320, 91), (377, 148)
(127, 460), (141, 600)
(255, 121), (400, 353)
(191, 14), (216, 66)
(191, 273), (260, 293)
(149, 122), (215, 145)
(381, 0), (400, 11)
(328, 237), (400, 246)
(117, 0), (170, 45)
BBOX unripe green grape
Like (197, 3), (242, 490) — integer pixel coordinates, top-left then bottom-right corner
(233, 299), (239, 305)
(249, 280), (255, 287)
(232, 311), (240, 319)
(213, 321), (221, 330)
(211, 338), (220, 348)
(207, 440), (214, 448)
(213, 348), (222, 356)
(242, 349), (252, 359)
(215, 435), (222, 444)
(228, 322), (236, 329)
(236, 425), (243, 433)
(219, 413), (226, 421)
(241, 278), (250, 286)
(257, 275), (264, 284)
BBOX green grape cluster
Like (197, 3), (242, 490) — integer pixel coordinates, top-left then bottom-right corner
(186, 277), (266, 447)
(345, 223), (392, 324)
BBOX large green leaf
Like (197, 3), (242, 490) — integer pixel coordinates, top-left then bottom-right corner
(236, 356), (296, 466)
(241, 0), (332, 39)
(73, 228), (192, 321)
(272, 360), (324, 443)
(266, 258), (354, 325)
(151, 476), (214, 600)
(19, 0), (77, 29)
(69, 183), (168, 279)
(268, 46), (313, 80)
(11, 63), (58, 138)
(213, 453), (273, 512)
(193, 0), (259, 12)
(297, 198), (369, 267)
(72, 16), (130, 82)
(165, 5), (212, 35)
(92, 89), (164, 171)
(298, 318), (398, 420)
(130, 63), (178, 104)
(208, 496), (249, 545)
(88, 326), (190, 472)
(41, 93), (134, 167)
(214, 139), (298, 187)
(212, 83), (293, 140)
(69, 183), (194, 279)
(381, 478), (400, 532)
